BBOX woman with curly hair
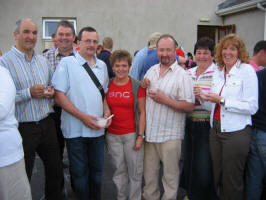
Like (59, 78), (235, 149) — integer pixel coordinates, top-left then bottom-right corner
(195, 34), (258, 200)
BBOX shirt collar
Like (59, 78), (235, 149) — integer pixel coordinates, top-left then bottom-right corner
(225, 59), (241, 75)
(75, 52), (101, 69)
(11, 46), (37, 61)
(55, 48), (76, 57)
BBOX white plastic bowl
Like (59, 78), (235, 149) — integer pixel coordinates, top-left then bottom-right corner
(96, 118), (107, 128)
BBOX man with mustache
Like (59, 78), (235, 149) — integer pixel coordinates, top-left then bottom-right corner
(142, 34), (194, 200)
(43, 20), (77, 162)
(51, 26), (109, 200)
(0, 18), (63, 199)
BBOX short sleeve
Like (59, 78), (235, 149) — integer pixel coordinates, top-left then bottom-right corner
(51, 58), (69, 93)
(137, 87), (146, 98)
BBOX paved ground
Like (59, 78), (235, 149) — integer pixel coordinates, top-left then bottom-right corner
(30, 148), (186, 200)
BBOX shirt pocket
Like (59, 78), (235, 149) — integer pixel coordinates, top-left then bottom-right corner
(225, 79), (242, 97)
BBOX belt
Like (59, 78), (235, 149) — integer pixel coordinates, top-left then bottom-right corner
(19, 115), (50, 125)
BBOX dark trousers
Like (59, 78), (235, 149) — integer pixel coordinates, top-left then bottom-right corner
(66, 136), (105, 200)
(18, 116), (63, 200)
(209, 120), (251, 200)
(182, 119), (217, 200)
(50, 105), (65, 160)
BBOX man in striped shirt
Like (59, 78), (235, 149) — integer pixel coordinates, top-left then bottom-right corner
(142, 34), (194, 200)
(0, 18), (63, 200)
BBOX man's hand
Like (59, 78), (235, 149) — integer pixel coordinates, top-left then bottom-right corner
(43, 85), (54, 98)
(30, 84), (45, 98)
(140, 78), (150, 89)
(81, 114), (101, 130)
(147, 89), (166, 104)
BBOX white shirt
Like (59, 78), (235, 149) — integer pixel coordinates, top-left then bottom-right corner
(208, 60), (258, 132)
(144, 61), (194, 142)
(0, 66), (24, 167)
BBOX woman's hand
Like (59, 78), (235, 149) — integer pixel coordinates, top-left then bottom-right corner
(204, 92), (222, 103)
(133, 136), (144, 151)
(140, 78), (150, 89)
(104, 112), (112, 128)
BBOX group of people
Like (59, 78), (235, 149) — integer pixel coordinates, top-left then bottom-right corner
(0, 17), (266, 200)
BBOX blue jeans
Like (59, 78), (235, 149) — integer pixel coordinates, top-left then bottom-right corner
(66, 136), (104, 200)
(182, 119), (216, 200)
(246, 128), (266, 200)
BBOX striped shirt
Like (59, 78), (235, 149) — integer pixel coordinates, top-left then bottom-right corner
(0, 46), (53, 122)
(187, 63), (216, 121)
(43, 47), (76, 72)
(144, 61), (194, 142)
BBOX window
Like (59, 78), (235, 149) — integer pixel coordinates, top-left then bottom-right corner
(218, 25), (235, 41)
(42, 18), (77, 39)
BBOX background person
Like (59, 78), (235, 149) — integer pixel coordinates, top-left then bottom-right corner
(249, 40), (266, 71)
(246, 40), (266, 200)
(43, 20), (77, 161)
(104, 50), (146, 200)
(196, 34), (258, 200)
(97, 37), (114, 78)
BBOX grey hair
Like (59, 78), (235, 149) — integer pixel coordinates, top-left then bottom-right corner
(14, 18), (34, 33)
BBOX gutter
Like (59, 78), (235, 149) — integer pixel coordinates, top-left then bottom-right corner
(257, 2), (266, 39)
(216, 0), (266, 16)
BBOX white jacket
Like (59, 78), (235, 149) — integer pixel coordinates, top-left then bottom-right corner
(208, 60), (258, 132)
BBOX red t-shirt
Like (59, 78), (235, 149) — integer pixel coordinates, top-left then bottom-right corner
(106, 79), (146, 135)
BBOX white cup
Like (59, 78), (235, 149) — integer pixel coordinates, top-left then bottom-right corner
(96, 118), (108, 128)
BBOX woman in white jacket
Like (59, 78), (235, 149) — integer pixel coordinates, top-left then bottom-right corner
(0, 66), (32, 200)
(195, 34), (258, 200)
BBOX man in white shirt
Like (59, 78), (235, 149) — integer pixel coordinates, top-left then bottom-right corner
(142, 34), (194, 200)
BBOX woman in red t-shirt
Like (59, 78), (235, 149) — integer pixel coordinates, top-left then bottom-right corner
(103, 50), (146, 200)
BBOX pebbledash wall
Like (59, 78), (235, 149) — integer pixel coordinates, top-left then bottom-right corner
(0, 0), (264, 56)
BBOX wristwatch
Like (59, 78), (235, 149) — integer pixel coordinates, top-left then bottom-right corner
(137, 134), (145, 139)
(219, 97), (225, 106)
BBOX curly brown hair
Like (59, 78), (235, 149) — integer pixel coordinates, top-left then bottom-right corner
(215, 34), (249, 70)
(110, 50), (132, 68)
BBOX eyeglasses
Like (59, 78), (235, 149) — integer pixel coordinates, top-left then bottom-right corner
(81, 39), (98, 45)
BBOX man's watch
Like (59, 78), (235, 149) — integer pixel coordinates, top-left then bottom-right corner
(137, 134), (145, 139)
(219, 97), (225, 106)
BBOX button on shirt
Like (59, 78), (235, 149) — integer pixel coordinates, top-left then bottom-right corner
(144, 61), (194, 142)
(0, 46), (53, 122)
(51, 52), (109, 138)
(209, 60), (258, 132)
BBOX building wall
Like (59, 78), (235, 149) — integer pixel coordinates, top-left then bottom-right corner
(0, 0), (223, 55)
(223, 8), (265, 55)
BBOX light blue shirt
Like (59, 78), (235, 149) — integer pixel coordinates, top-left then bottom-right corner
(52, 52), (109, 138)
(129, 46), (148, 81)
(0, 46), (53, 122)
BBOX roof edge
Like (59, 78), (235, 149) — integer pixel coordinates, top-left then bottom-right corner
(216, 0), (266, 16)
